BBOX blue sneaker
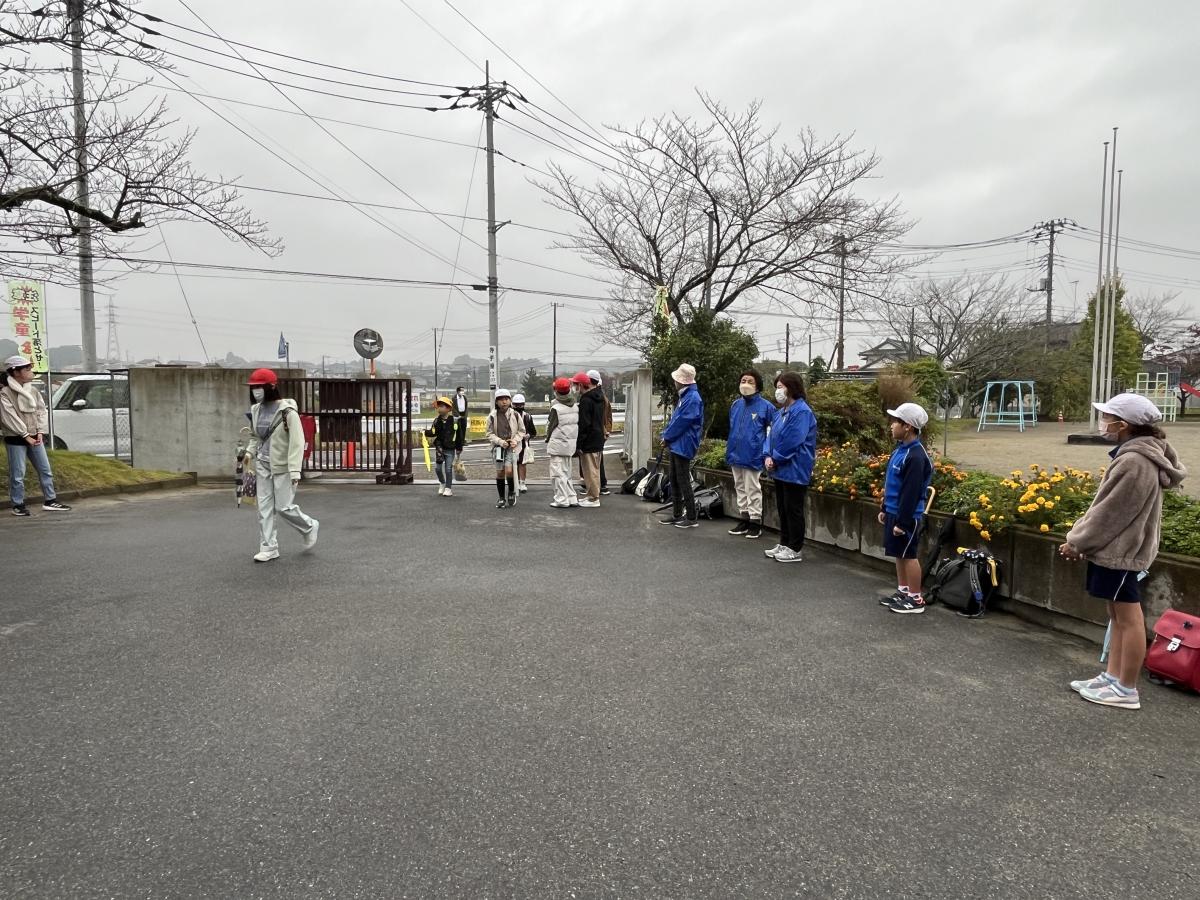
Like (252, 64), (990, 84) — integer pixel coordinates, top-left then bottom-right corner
(888, 594), (926, 614)
(1069, 673), (1114, 693)
(1079, 683), (1141, 710)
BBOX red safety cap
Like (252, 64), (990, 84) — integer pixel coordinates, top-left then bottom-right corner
(553, 377), (572, 394)
(246, 368), (278, 386)
(570, 371), (591, 386)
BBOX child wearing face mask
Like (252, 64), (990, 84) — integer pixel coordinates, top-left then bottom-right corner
(243, 369), (319, 562)
(1060, 393), (1186, 710)
(725, 368), (778, 539)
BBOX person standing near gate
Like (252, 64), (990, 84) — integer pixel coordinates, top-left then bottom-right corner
(486, 388), (525, 508)
(725, 368), (778, 539)
(512, 393), (537, 493)
(575, 371), (606, 507)
(243, 368), (318, 562)
(425, 396), (459, 497)
(2, 355), (70, 516)
(453, 385), (469, 482)
(544, 377), (579, 508)
(658, 363), (704, 529)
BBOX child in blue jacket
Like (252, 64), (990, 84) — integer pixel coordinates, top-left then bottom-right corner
(762, 372), (817, 563)
(726, 368), (778, 539)
(878, 402), (934, 613)
(659, 363), (704, 528)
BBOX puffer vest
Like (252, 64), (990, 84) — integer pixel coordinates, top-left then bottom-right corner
(547, 400), (579, 456)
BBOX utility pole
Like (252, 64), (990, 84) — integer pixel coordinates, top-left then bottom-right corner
(784, 322), (790, 366)
(432, 327), (440, 394)
(551, 302), (563, 378)
(69, 0), (97, 370)
(908, 309), (917, 361)
(1031, 218), (1072, 350)
(808, 333), (813, 365)
(835, 235), (848, 371)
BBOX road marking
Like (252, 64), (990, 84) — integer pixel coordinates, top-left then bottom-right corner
(0, 621), (38, 637)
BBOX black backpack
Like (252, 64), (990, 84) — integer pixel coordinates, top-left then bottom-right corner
(927, 549), (1001, 618)
(693, 487), (724, 520)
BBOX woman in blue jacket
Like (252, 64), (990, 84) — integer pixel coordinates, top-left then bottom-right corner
(725, 368), (778, 539)
(659, 363), (704, 528)
(763, 371), (818, 563)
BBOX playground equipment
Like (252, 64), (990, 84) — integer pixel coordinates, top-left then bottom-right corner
(1132, 372), (1180, 422)
(977, 380), (1038, 432)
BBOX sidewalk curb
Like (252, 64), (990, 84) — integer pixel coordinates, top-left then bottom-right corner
(1, 474), (198, 510)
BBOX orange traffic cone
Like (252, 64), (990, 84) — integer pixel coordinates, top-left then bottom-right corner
(342, 441), (356, 468)
(1057, 411), (1064, 423)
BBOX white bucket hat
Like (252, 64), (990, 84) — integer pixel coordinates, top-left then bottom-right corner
(671, 363), (697, 385)
(512, 393), (526, 404)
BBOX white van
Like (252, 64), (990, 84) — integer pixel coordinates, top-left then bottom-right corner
(50, 374), (131, 458)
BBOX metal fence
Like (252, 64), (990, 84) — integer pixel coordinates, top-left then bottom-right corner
(279, 377), (413, 482)
(41, 369), (132, 462)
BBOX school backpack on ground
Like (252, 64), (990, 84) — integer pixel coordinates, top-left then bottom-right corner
(622, 465), (649, 494)
(926, 548), (1001, 618)
(1145, 610), (1200, 692)
(693, 487), (724, 520)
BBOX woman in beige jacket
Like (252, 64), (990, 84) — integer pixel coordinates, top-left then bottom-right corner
(1, 355), (70, 516)
(1060, 393), (1186, 710)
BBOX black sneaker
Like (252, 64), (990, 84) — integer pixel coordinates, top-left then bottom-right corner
(496, 499), (507, 509)
(879, 590), (907, 607)
(599, 488), (611, 496)
(745, 522), (762, 539)
(728, 520), (750, 536)
(889, 595), (927, 614)
(673, 518), (700, 529)
(12, 505), (30, 517)
(42, 500), (71, 511)
(506, 495), (517, 508)
(659, 516), (684, 526)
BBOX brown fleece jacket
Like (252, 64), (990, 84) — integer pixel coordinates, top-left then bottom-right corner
(1065, 436), (1187, 571)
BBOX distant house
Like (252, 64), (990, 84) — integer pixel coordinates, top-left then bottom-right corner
(859, 338), (918, 369)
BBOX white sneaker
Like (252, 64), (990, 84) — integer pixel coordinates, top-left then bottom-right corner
(774, 546), (803, 563)
(519, 482), (528, 493)
(578, 498), (600, 508)
(763, 544), (783, 559)
(1070, 673), (1113, 693)
(302, 520), (319, 551)
(1079, 682), (1141, 710)
(253, 549), (280, 563)
(437, 486), (445, 496)
(568, 499), (580, 507)
(443, 488), (453, 497)
(550, 501), (569, 508)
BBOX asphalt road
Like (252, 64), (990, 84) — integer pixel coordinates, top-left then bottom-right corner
(2, 485), (1197, 899)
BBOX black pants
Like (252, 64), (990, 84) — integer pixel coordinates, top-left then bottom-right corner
(670, 452), (696, 521)
(775, 481), (808, 551)
(600, 453), (607, 489)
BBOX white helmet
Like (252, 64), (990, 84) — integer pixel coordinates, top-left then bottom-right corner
(512, 393), (526, 404)
(494, 388), (512, 399)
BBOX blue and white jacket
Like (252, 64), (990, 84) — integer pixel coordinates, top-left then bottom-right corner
(726, 394), (778, 470)
(882, 438), (934, 529)
(661, 383), (704, 460)
(763, 400), (817, 485)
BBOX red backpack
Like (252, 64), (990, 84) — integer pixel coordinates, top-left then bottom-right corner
(1145, 610), (1200, 693)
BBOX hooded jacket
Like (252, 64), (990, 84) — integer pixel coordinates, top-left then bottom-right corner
(576, 386), (607, 453)
(1066, 435), (1187, 571)
(660, 383), (704, 460)
(485, 406), (527, 450)
(545, 394), (578, 457)
(763, 399), (818, 485)
(726, 394), (778, 469)
(245, 398), (305, 479)
(0, 375), (50, 442)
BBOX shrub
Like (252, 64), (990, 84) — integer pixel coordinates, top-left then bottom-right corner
(807, 380), (890, 455)
(694, 439), (729, 470)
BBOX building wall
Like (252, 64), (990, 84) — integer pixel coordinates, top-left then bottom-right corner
(130, 368), (301, 477)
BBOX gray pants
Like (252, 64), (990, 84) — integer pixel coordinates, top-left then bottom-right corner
(256, 458), (316, 552)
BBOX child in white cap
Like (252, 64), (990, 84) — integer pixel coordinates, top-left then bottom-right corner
(1060, 393), (1186, 710)
(878, 402), (933, 613)
(1, 355), (71, 516)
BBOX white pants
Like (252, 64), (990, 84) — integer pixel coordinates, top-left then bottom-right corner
(549, 455), (575, 505)
(731, 465), (764, 520)
(256, 459), (316, 552)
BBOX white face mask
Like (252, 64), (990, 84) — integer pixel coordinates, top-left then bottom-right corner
(251, 388), (265, 403)
(1098, 420), (1121, 442)
(774, 387), (788, 404)
(739, 383), (756, 397)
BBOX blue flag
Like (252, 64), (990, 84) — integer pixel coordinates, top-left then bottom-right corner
(277, 332), (288, 359)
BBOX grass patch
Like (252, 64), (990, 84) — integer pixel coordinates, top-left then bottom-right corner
(0, 450), (180, 496)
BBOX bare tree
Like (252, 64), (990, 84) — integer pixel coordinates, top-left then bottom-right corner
(1123, 290), (1187, 345)
(537, 93), (911, 349)
(1, 1), (278, 280)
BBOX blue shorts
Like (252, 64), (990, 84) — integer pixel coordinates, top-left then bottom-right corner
(883, 513), (921, 559)
(1085, 562), (1142, 603)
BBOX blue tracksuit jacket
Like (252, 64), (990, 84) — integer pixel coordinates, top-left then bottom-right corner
(726, 395), (779, 470)
(883, 438), (934, 528)
(661, 383), (704, 459)
(763, 400), (817, 485)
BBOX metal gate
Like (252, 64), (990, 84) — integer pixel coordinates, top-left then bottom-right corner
(280, 377), (413, 482)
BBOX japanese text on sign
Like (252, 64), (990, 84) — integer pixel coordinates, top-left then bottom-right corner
(6, 280), (49, 373)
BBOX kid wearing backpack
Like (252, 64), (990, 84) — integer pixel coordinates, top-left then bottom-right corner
(513, 393), (537, 493)
(1060, 394), (1186, 710)
(424, 397), (459, 497)
(878, 402), (933, 613)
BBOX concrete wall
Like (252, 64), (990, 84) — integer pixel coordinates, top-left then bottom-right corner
(130, 368), (302, 477)
(622, 368), (654, 475)
(698, 467), (1200, 644)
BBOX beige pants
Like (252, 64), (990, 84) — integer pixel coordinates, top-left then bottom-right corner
(579, 452), (602, 501)
(731, 465), (764, 520)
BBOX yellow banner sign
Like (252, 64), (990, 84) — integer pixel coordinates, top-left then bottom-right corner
(6, 280), (49, 373)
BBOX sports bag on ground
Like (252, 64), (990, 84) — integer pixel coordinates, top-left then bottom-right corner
(622, 465), (649, 494)
(926, 548), (1000, 618)
(1145, 610), (1200, 692)
(693, 487), (724, 520)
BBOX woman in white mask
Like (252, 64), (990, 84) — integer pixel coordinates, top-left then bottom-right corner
(724, 369), (778, 539)
(1, 355), (71, 516)
(762, 371), (818, 563)
(243, 368), (318, 562)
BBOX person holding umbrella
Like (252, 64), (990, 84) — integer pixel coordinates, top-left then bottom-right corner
(1, 355), (70, 516)
(424, 396), (459, 497)
(243, 368), (319, 562)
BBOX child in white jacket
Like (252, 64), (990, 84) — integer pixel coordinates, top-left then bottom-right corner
(543, 378), (579, 508)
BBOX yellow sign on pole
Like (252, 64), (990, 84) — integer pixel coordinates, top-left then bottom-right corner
(6, 280), (49, 373)
(654, 286), (670, 322)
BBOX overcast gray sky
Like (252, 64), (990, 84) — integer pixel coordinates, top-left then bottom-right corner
(38, 0), (1200, 372)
